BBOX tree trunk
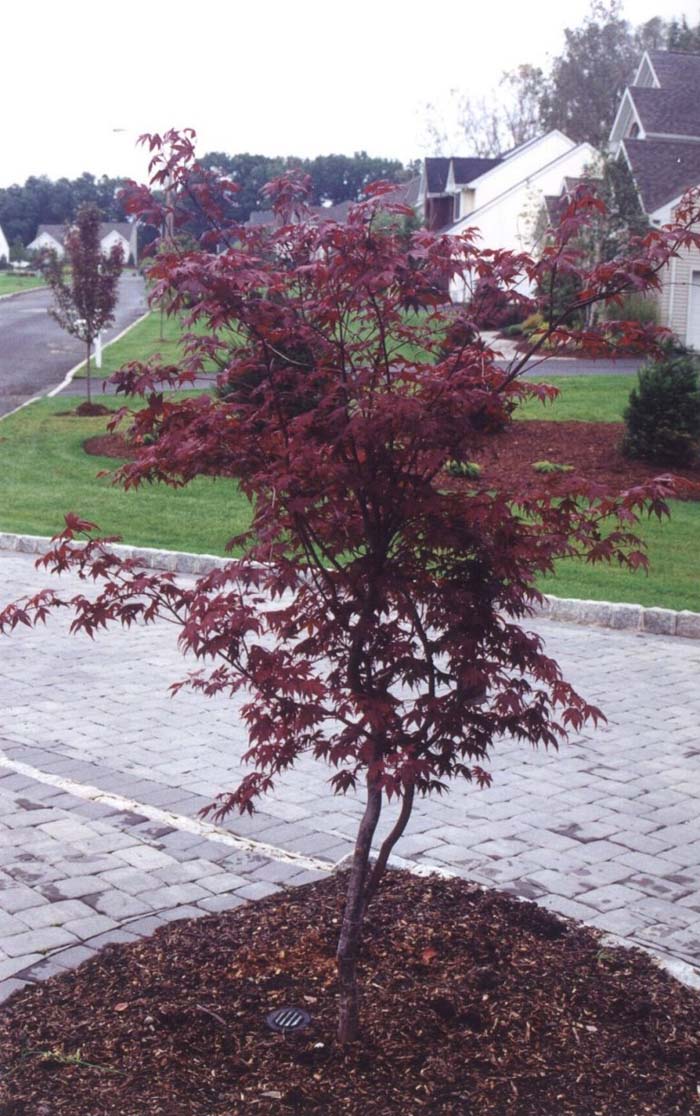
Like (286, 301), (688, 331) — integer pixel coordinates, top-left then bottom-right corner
(336, 775), (383, 1044)
(86, 341), (92, 405)
(364, 781), (415, 904)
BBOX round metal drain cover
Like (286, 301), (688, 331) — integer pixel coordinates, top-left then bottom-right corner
(266, 1006), (311, 1034)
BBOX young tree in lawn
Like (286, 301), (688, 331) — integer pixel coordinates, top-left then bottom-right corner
(40, 203), (124, 408)
(3, 131), (698, 1044)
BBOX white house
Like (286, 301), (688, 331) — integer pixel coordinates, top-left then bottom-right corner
(0, 225), (9, 263)
(417, 132), (599, 301)
(609, 48), (700, 348)
(27, 221), (138, 265)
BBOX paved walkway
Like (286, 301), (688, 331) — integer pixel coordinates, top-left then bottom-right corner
(2, 548), (700, 1003)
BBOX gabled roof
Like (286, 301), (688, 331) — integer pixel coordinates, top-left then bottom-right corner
(33, 221), (134, 244)
(623, 137), (700, 213)
(424, 157), (451, 194)
(629, 86), (700, 139)
(424, 156), (502, 194)
(450, 157), (501, 185)
(645, 49), (700, 92)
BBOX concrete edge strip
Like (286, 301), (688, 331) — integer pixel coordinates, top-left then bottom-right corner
(0, 752), (331, 877)
(0, 284), (48, 303)
(4, 756), (700, 995)
(1, 531), (698, 640)
(46, 309), (152, 397)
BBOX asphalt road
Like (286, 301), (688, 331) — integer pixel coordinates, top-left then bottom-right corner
(0, 275), (148, 418)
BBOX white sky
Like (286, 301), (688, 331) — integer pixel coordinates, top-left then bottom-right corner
(3, 0), (698, 187)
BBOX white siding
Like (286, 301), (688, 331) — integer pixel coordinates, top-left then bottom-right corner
(448, 142), (599, 301)
(0, 226), (9, 262)
(27, 232), (64, 258)
(100, 231), (130, 260)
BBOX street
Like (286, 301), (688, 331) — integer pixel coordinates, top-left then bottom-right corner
(0, 275), (148, 418)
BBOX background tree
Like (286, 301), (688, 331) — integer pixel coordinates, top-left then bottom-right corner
(0, 172), (127, 247)
(425, 3), (700, 159)
(40, 203), (123, 408)
(4, 132), (698, 1044)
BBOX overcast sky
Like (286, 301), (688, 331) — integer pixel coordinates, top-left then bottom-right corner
(3, 0), (698, 188)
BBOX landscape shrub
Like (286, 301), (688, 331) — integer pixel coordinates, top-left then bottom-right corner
(622, 348), (700, 466)
(604, 292), (659, 326)
(468, 277), (525, 330)
(445, 460), (482, 478)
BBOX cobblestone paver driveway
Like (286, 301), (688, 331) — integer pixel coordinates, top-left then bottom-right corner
(2, 549), (700, 1001)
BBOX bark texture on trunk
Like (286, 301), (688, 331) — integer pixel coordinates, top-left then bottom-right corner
(336, 776), (383, 1044)
(86, 342), (92, 404)
(364, 782), (415, 904)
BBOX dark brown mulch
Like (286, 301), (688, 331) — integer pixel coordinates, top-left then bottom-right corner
(83, 432), (136, 460)
(83, 421), (700, 497)
(466, 420), (700, 497)
(1, 871), (700, 1116)
(55, 403), (113, 418)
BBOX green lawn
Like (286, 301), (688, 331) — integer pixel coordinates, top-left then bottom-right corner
(517, 375), (637, 423)
(74, 311), (206, 380)
(0, 395), (251, 555)
(0, 273), (45, 296)
(518, 372), (699, 609)
(1, 348), (697, 610)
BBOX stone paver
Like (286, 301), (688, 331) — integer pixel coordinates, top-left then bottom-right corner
(1, 548), (700, 1003)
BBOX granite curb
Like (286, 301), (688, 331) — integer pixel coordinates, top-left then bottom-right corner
(1, 531), (698, 640)
(0, 284), (48, 303)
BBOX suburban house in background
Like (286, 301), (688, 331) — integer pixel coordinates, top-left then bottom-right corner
(245, 177), (421, 229)
(27, 221), (138, 265)
(0, 225), (9, 263)
(417, 132), (598, 301)
(609, 48), (700, 347)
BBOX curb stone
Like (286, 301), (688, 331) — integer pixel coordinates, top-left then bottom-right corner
(1, 532), (698, 640)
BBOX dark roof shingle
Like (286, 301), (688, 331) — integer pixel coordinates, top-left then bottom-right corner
(624, 137), (700, 211)
(630, 86), (700, 138)
(646, 49), (700, 92)
(450, 157), (501, 184)
(424, 157), (451, 194)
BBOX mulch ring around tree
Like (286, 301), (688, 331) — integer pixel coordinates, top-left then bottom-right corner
(83, 420), (700, 496)
(2, 871), (700, 1116)
(57, 402), (114, 418)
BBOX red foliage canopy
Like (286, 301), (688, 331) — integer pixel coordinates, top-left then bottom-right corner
(4, 130), (699, 1040)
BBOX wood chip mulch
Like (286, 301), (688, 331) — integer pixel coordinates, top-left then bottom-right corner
(83, 420), (700, 498)
(2, 871), (700, 1115)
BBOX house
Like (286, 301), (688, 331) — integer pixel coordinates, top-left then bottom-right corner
(418, 132), (599, 301)
(27, 221), (138, 265)
(609, 49), (700, 347)
(0, 225), (9, 263)
(245, 177), (421, 229)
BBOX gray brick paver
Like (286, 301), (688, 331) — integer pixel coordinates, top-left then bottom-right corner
(2, 549), (700, 984)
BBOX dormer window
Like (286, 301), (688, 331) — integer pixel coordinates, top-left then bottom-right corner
(628, 122), (640, 138)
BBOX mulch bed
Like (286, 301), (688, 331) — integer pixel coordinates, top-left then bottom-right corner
(57, 402), (114, 418)
(83, 420), (700, 497)
(2, 871), (700, 1115)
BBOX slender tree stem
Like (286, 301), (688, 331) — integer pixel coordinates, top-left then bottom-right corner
(86, 342), (91, 405)
(336, 773), (383, 1044)
(364, 782), (415, 904)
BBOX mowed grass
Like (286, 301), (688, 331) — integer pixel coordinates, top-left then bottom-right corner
(73, 311), (242, 379)
(1, 313), (697, 610)
(520, 373), (700, 610)
(0, 395), (252, 555)
(517, 375), (636, 423)
(0, 273), (45, 296)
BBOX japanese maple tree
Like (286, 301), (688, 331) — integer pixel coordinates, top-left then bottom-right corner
(40, 202), (124, 406)
(4, 131), (699, 1043)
